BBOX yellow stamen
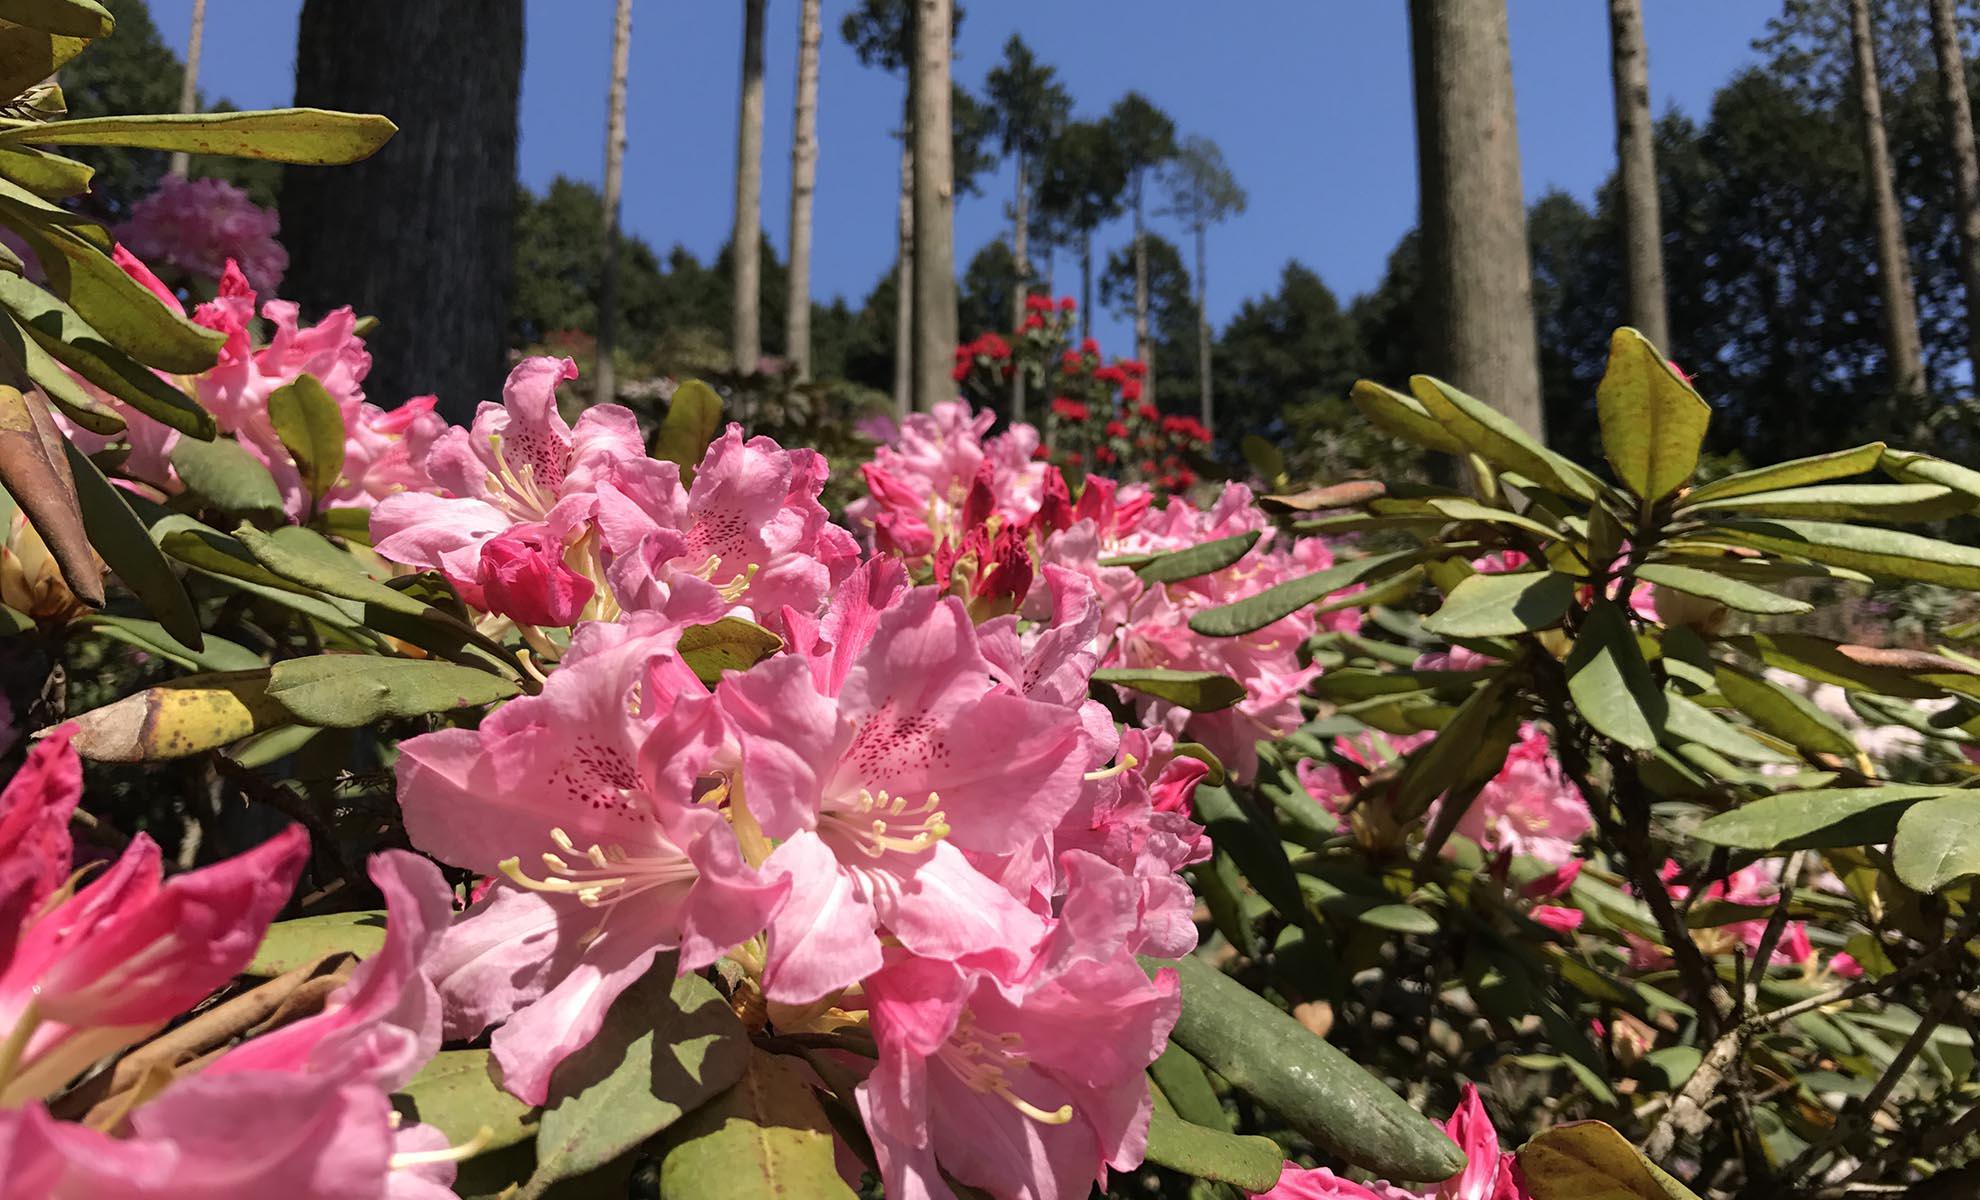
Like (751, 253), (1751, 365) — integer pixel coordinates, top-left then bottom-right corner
(1083, 752), (1139, 782)
(390, 1124), (494, 1170)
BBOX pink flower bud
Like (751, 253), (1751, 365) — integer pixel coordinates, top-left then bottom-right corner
(476, 525), (594, 627)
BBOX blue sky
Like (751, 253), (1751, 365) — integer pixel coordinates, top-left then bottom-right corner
(144, 1), (1776, 353)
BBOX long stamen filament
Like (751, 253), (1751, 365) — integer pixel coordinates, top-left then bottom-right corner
(390, 1125), (495, 1169)
(1083, 752), (1140, 782)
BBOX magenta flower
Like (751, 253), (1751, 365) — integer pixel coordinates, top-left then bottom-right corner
(719, 586), (1086, 1003)
(0, 727), (82, 964)
(1255, 1084), (1523, 1200)
(476, 524), (596, 628)
(1443, 724), (1591, 869)
(114, 174), (288, 293)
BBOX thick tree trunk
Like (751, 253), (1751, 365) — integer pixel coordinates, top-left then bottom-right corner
(594, 0), (633, 406)
(1196, 220), (1212, 438)
(168, 0), (205, 177)
(1929, 0), (1980, 380)
(1133, 174), (1151, 382)
(1607, 0), (1669, 351)
(1079, 231), (1093, 342)
(731, 0), (766, 376)
(282, 0), (523, 423)
(893, 138), (913, 418)
(1010, 150), (1029, 421)
(909, 0), (957, 412)
(1850, 0), (1926, 395)
(1407, 0), (1545, 439)
(785, 0), (821, 382)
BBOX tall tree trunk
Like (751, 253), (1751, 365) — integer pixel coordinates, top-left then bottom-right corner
(1079, 231), (1093, 342)
(1133, 173), (1151, 383)
(594, 0), (633, 406)
(1607, 0), (1669, 351)
(731, 0), (767, 377)
(1195, 220), (1212, 438)
(909, 0), (957, 412)
(893, 138), (913, 418)
(168, 0), (205, 177)
(1929, 0), (1980, 379)
(282, 0), (523, 422)
(1010, 149), (1029, 421)
(1407, 0), (1545, 439)
(1849, 0), (1926, 395)
(785, 0), (822, 382)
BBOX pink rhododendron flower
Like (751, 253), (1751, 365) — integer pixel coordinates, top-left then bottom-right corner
(1439, 724), (1591, 869)
(114, 174), (288, 293)
(1627, 859), (1812, 970)
(476, 524), (596, 628)
(1296, 730), (1433, 815)
(844, 400), (1047, 556)
(1255, 1084), (1523, 1200)
(336, 394), (450, 508)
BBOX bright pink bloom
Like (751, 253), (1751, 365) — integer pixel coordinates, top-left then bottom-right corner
(114, 174), (288, 293)
(1261, 1085), (1522, 1200)
(844, 401), (1046, 557)
(0, 728), (82, 963)
(476, 524), (596, 627)
(1441, 724), (1591, 869)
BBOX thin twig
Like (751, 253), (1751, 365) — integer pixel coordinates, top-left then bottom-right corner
(1781, 990), (1954, 1185)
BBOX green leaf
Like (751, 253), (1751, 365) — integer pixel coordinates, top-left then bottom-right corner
(1684, 482), (1966, 522)
(1632, 562), (1810, 616)
(1727, 633), (1953, 700)
(1684, 443), (1885, 506)
(1711, 519), (1980, 589)
(6, 216), (226, 373)
(1142, 1109), (1285, 1192)
(1693, 787), (1950, 851)
(1393, 674), (1521, 818)
(0, 0), (112, 38)
(1516, 1121), (1701, 1199)
(5, 108), (398, 164)
(1660, 692), (1792, 764)
(0, 26), (88, 98)
(0, 141), (92, 198)
(1405, 497), (1568, 544)
(525, 965), (749, 1196)
(1422, 571), (1575, 637)
(65, 669), (284, 762)
(1409, 375), (1604, 502)
(677, 616), (783, 687)
(1357, 903), (1441, 935)
(226, 723), (324, 770)
(246, 910), (387, 976)
(1565, 601), (1666, 751)
(170, 435), (285, 517)
(1596, 327), (1711, 502)
(265, 655), (519, 728)
(1349, 379), (1467, 455)
(267, 374), (346, 505)
(1093, 667), (1245, 712)
(1148, 1042), (1228, 1132)
(64, 440), (200, 646)
(0, 275), (215, 436)
(655, 1049), (857, 1200)
(394, 1050), (539, 1156)
(1145, 954), (1463, 1182)
(1238, 433), (1286, 484)
(1134, 531), (1259, 583)
(1881, 448), (1980, 503)
(79, 615), (261, 673)
(4, 319), (120, 434)
(651, 380), (723, 484)
(233, 524), (428, 616)
(1892, 795), (1980, 893)
(1712, 664), (1856, 758)
(156, 516), (367, 628)
(1189, 548), (1421, 637)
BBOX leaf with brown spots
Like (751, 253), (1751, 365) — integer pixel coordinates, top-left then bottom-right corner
(65, 669), (284, 761)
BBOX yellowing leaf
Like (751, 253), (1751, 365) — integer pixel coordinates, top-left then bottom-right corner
(1516, 1121), (1701, 1200)
(1596, 327), (1711, 502)
(66, 669), (284, 762)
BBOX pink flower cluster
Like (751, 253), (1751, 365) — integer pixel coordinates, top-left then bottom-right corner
(1259, 1083), (1529, 1199)
(0, 730), (464, 1198)
(113, 175), (289, 295)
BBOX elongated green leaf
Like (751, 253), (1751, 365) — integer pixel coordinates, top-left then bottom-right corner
(1145, 954), (1463, 1182)
(1693, 786), (1949, 851)
(246, 910), (386, 976)
(1712, 664), (1855, 758)
(1660, 693), (1791, 764)
(1413, 496), (1568, 543)
(677, 616), (783, 686)
(1135, 530), (1260, 583)
(1881, 448), (1980, 502)
(1410, 375), (1603, 501)
(1189, 548), (1421, 637)
(1730, 632), (1977, 701)
(226, 723), (323, 770)
(6, 108), (398, 164)
(8, 218), (225, 373)
(64, 441), (200, 646)
(1094, 667), (1244, 712)
(1349, 379), (1468, 455)
(1394, 675), (1521, 818)
(80, 615), (260, 673)
(4, 320), (121, 434)
(1565, 601), (1665, 750)
(0, 0), (112, 37)
(1596, 327), (1711, 501)
(1422, 571), (1575, 637)
(656, 1049), (857, 1200)
(1143, 1109), (1285, 1192)
(1148, 1042), (1228, 1132)
(0, 26), (88, 98)
(0, 277), (214, 436)
(265, 655), (518, 727)
(525, 965), (748, 1196)
(170, 435), (285, 516)
(1892, 795), (1980, 893)
(1632, 562), (1810, 616)
(1712, 519), (1980, 589)
(157, 517), (367, 629)
(652, 380), (723, 483)
(0, 141), (92, 198)
(394, 1050), (539, 1156)
(65, 669), (284, 761)
(1685, 482), (1966, 522)
(1516, 1121), (1701, 1200)
(234, 524), (427, 615)
(1684, 443), (1885, 506)
(267, 374), (346, 505)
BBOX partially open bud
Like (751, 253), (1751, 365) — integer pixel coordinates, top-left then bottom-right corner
(1, 510), (97, 628)
(475, 525), (594, 628)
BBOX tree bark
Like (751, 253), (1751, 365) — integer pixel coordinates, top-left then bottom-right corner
(909, 0), (957, 412)
(731, 0), (767, 377)
(1850, 0), (1926, 395)
(594, 0), (633, 406)
(1196, 220), (1212, 438)
(1079, 231), (1093, 342)
(168, 0), (205, 177)
(893, 138), (913, 418)
(1929, 0), (1980, 379)
(282, 0), (523, 423)
(784, 0), (821, 382)
(1607, 0), (1670, 351)
(1407, 0), (1545, 439)
(1133, 173), (1151, 384)
(1010, 148), (1029, 421)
